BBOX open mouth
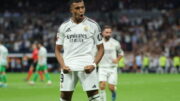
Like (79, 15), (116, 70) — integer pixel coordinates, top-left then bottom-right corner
(80, 14), (83, 17)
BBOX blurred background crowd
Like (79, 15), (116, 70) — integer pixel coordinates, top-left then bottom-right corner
(0, 0), (179, 73)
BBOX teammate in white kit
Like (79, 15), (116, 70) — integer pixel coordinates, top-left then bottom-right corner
(98, 26), (124, 101)
(0, 41), (8, 87)
(55, 0), (104, 101)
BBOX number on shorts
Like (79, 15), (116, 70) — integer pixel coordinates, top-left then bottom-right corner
(60, 74), (64, 83)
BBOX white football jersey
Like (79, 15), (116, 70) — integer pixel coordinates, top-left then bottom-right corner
(56, 17), (102, 71)
(38, 46), (47, 65)
(99, 38), (124, 68)
(0, 44), (8, 66)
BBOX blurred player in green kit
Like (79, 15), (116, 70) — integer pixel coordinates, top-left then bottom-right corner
(29, 42), (52, 85)
(0, 41), (8, 87)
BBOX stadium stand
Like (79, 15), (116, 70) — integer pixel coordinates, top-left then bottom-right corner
(0, 0), (179, 73)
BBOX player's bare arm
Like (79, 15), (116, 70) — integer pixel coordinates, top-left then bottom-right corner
(84, 43), (104, 73)
(94, 43), (104, 65)
(55, 45), (71, 73)
(112, 55), (123, 64)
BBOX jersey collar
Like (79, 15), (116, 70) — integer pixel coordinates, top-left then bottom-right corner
(70, 16), (87, 24)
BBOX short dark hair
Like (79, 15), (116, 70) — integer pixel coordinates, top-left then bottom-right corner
(69, 0), (84, 6)
(36, 40), (44, 46)
(102, 25), (112, 31)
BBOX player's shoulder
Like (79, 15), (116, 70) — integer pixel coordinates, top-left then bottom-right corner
(42, 47), (47, 51)
(86, 17), (98, 24)
(4, 46), (8, 52)
(58, 18), (71, 30)
(40, 47), (47, 52)
(86, 17), (100, 28)
(1, 45), (8, 51)
(111, 38), (120, 45)
(62, 19), (71, 25)
(111, 38), (119, 43)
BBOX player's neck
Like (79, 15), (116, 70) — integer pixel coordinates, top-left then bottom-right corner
(71, 17), (85, 24)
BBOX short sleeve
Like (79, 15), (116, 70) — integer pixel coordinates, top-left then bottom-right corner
(93, 24), (102, 45)
(117, 43), (124, 56)
(56, 25), (64, 45)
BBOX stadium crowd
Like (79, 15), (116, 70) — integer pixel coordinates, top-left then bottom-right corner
(0, 0), (179, 73)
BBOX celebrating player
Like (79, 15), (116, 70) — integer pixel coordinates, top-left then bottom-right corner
(98, 26), (124, 101)
(29, 42), (52, 85)
(0, 41), (9, 87)
(55, 0), (104, 101)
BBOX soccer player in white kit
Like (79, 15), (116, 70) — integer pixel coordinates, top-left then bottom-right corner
(55, 0), (104, 101)
(98, 26), (124, 101)
(0, 41), (8, 87)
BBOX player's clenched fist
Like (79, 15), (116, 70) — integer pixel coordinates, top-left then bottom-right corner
(62, 66), (71, 73)
(84, 65), (95, 73)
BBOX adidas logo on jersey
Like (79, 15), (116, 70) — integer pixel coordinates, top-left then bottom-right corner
(92, 85), (96, 88)
(66, 28), (71, 32)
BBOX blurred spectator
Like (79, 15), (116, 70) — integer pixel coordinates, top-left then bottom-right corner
(22, 55), (30, 72)
(142, 53), (150, 73)
(9, 58), (16, 72)
(15, 58), (22, 72)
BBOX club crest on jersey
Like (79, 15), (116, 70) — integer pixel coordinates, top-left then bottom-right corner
(84, 26), (89, 31)
(110, 43), (113, 47)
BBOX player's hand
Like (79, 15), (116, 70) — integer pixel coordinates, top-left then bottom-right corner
(62, 66), (71, 74)
(112, 59), (119, 64)
(84, 65), (95, 74)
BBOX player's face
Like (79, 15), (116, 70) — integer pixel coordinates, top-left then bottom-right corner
(70, 1), (85, 22)
(102, 28), (112, 40)
(32, 44), (37, 49)
(37, 44), (41, 49)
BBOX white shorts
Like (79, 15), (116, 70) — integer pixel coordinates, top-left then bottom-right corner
(60, 69), (99, 91)
(98, 67), (117, 85)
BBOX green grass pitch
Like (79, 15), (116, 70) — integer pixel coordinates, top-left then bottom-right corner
(0, 73), (180, 101)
